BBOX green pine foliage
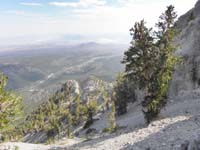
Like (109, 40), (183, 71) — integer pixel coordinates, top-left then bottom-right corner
(2, 84), (84, 141)
(122, 20), (158, 89)
(21, 91), (79, 140)
(100, 86), (111, 112)
(142, 5), (179, 123)
(109, 100), (116, 130)
(0, 73), (23, 131)
(122, 5), (179, 123)
(83, 100), (98, 129)
(3, 80), (102, 142)
(72, 95), (81, 126)
(188, 12), (195, 22)
(114, 73), (136, 116)
(104, 100), (116, 133)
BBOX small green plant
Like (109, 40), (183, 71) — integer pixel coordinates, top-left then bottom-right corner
(66, 127), (72, 138)
(15, 146), (19, 150)
(46, 137), (55, 144)
(102, 127), (110, 133)
(188, 12), (195, 22)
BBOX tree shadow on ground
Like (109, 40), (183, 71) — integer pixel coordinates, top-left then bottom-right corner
(47, 114), (200, 150)
(47, 124), (147, 150)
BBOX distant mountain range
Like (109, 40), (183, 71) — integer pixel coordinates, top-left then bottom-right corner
(0, 42), (127, 108)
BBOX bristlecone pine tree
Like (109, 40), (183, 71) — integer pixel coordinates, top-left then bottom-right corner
(114, 73), (136, 116)
(122, 5), (179, 123)
(108, 100), (116, 132)
(122, 19), (157, 87)
(0, 73), (23, 130)
(114, 74), (128, 115)
(83, 100), (98, 129)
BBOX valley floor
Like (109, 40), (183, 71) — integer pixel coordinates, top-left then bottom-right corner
(1, 94), (200, 150)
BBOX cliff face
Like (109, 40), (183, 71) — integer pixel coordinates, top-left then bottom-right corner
(169, 0), (200, 99)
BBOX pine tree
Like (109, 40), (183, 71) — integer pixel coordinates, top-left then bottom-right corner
(66, 109), (72, 138)
(0, 73), (23, 130)
(83, 100), (98, 129)
(122, 5), (179, 123)
(122, 20), (158, 89)
(72, 95), (81, 125)
(100, 86), (110, 112)
(142, 5), (179, 123)
(113, 74), (128, 115)
(103, 100), (117, 133)
(113, 74), (136, 116)
(108, 100), (116, 132)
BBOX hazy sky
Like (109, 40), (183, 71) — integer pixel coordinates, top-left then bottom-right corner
(0, 0), (198, 46)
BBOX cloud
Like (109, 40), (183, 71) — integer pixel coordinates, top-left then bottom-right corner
(0, 0), (198, 46)
(4, 10), (26, 15)
(95, 38), (115, 44)
(20, 2), (42, 6)
(49, 0), (106, 8)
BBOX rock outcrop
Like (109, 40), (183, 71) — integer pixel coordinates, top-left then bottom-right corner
(169, 0), (200, 100)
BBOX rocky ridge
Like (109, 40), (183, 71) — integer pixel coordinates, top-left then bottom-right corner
(1, 1), (200, 150)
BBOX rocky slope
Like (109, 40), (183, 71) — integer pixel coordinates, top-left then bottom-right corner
(1, 1), (200, 150)
(169, 0), (200, 98)
(1, 95), (200, 150)
(2, 76), (113, 144)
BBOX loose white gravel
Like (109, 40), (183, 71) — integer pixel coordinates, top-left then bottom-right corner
(1, 96), (200, 150)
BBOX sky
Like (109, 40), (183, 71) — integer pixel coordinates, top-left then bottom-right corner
(0, 0), (198, 46)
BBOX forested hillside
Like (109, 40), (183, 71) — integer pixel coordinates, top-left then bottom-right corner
(1, 1), (200, 150)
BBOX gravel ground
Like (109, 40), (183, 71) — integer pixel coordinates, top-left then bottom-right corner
(1, 96), (200, 150)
